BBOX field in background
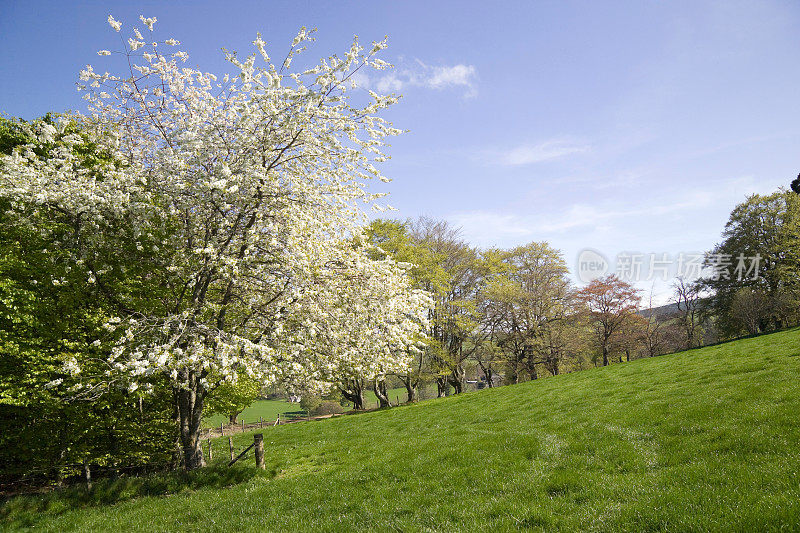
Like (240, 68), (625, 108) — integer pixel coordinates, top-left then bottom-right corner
(203, 388), (412, 428)
(202, 400), (305, 428)
(6, 329), (800, 531)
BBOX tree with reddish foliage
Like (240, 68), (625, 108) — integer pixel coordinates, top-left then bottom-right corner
(576, 275), (641, 366)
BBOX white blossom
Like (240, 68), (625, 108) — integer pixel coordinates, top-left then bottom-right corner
(107, 15), (122, 32)
(139, 15), (157, 31)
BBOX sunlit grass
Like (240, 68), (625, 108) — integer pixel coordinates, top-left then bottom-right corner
(5, 328), (800, 531)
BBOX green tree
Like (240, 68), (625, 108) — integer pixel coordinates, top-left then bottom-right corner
(405, 218), (483, 395)
(0, 116), (175, 484)
(365, 219), (451, 401)
(701, 190), (800, 337)
(488, 242), (573, 381)
(205, 377), (262, 424)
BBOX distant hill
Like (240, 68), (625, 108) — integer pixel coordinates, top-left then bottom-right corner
(639, 301), (681, 319)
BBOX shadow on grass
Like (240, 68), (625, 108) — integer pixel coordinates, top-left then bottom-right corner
(0, 464), (270, 529)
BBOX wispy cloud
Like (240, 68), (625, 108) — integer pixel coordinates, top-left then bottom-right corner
(355, 59), (478, 98)
(424, 64), (476, 90)
(446, 174), (766, 249)
(487, 138), (590, 166)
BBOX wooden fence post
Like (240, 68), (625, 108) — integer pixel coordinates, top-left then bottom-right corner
(83, 462), (92, 491)
(207, 438), (212, 461)
(242, 419), (245, 433)
(220, 422), (224, 436)
(254, 433), (265, 469)
(260, 416), (263, 428)
(228, 437), (234, 462)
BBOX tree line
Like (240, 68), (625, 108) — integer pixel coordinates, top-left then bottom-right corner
(356, 184), (800, 405)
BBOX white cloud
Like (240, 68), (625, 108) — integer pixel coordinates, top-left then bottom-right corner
(375, 72), (404, 93)
(354, 59), (478, 97)
(494, 139), (590, 166)
(424, 64), (477, 91)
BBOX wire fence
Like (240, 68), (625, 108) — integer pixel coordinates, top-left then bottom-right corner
(203, 411), (349, 439)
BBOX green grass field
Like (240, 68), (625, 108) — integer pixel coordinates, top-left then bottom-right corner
(5, 328), (800, 531)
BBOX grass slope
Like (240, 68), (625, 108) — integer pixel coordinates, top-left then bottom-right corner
(6, 328), (800, 531)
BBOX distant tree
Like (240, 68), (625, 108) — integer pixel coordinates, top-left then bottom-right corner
(473, 251), (516, 385)
(611, 313), (648, 362)
(406, 217), (481, 396)
(489, 242), (573, 381)
(299, 393), (322, 416)
(673, 277), (702, 349)
(641, 288), (666, 357)
(473, 341), (504, 387)
(205, 377), (261, 424)
(538, 316), (584, 373)
(791, 173), (800, 195)
(576, 275), (641, 366)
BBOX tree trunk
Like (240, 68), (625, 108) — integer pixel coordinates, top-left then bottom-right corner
(229, 413), (238, 425)
(171, 386), (183, 469)
(448, 365), (465, 394)
(436, 377), (448, 398)
(402, 377), (417, 403)
(549, 355), (560, 375)
(341, 379), (365, 410)
(177, 371), (206, 470)
(527, 359), (538, 381)
(373, 378), (391, 408)
(602, 345), (609, 366)
(479, 362), (494, 388)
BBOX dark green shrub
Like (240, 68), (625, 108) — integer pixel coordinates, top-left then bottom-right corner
(312, 401), (345, 416)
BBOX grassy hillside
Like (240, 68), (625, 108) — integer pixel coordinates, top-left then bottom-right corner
(5, 329), (800, 531)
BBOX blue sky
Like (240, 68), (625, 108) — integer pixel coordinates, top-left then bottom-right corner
(2, 1), (799, 303)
